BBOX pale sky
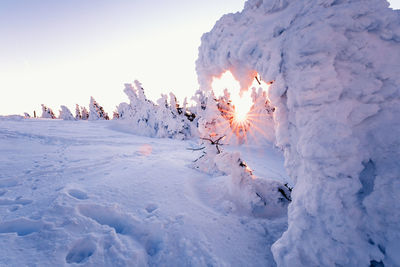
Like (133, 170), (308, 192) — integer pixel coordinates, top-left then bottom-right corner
(1, 0), (399, 116)
(0, 0), (245, 115)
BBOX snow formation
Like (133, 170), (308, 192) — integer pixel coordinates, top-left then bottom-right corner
(89, 97), (109, 120)
(116, 81), (195, 139)
(197, 0), (400, 266)
(59, 105), (75, 120)
(41, 104), (56, 119)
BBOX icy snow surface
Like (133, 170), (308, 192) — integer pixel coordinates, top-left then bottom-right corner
(0, 119), (289, 266)
(197, 0), (400, 266)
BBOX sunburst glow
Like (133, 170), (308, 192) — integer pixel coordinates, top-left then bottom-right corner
(211, 71), (253, 123)
(211, 70), (273, 143)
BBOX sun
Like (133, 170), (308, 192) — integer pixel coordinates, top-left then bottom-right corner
(211, 70), (273, 143)
(234, 106), (248, 122)
(232, 91), (253, 124)
(211, 71), (253, 122)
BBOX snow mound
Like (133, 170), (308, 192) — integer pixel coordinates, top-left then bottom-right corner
(0, 115), (24, 121)
(197, 0), (400, 266)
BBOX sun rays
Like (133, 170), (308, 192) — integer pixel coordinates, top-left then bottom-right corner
(211, 70), (273, 144)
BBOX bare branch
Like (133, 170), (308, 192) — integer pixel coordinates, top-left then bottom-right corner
(200, 135), (226, 154)
(187, 147), (206, 151)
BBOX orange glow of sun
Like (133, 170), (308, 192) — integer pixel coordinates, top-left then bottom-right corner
(211, 70), (272, 143)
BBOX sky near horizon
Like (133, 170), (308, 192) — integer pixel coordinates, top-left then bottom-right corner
(1, 0), (399, 116)
(0, 0), (245, 116)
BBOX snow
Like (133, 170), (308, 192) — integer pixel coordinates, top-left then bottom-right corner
(196, 0), (400, 266)
(117, 82), (195, 139)
(59, 105), (75, 120)
(0, 119), (289, 266)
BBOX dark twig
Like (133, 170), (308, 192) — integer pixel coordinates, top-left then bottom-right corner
(278, 187), (292, 202)
(187, 147), (206, 151)
(193, 152), (206, 163)
(256, 192), (267, 206)
(200, 135), (225, 154)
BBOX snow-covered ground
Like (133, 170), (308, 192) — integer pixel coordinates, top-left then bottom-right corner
(0, 119), (289, 266)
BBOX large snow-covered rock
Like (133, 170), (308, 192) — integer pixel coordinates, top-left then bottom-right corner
(196, 0), (400, 266)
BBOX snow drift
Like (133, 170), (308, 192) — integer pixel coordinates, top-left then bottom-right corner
(196, 0), (400, 266)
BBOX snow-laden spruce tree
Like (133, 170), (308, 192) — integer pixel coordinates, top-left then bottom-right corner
(116, 81), (195, 139)
(154, 92), (194, 139)
(89, 97), (109, 120)
(196, 0), (400, 266)
(41, 104), (56, 119)
(81, 106), (89, 120)
(117, 82), (158, 136)
(191, 89), (291, 217)
(75, 104), (82, 120)
(59, 105), (75, 120)
(245, 86), (275, 144)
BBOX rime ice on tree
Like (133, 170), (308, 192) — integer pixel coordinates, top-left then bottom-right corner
(41, 104), (56, 119)
(196, 0), (400, 266)
(59, 105), (75, 120)
(116, 81), (195, 139)
(89, 97), (109, 120)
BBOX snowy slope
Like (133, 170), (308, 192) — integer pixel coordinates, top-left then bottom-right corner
(0, 119), (288, 266)
(196, 0), (400, 266)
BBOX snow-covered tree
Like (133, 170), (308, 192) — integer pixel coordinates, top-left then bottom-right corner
(75, 104), (82, 120)
(89, 97), (109, 120)
(197, 92), (231, 142)
(214, 151), (291, 218)
(191, 89), (207, 114)
(112, 109), (119, 119)
(116, 81), (196, 139)
(59, 105), (75, 120)
(81, 107), (89, 120)
(41, 104), (56, 119)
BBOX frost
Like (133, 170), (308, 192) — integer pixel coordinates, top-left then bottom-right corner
(116, 81), (195, 139)
(197, 0), (400, 265)
(58, 105), (75, 120)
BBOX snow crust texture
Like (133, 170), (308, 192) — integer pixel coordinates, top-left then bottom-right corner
(0, 120), (289, 266)
(196, 0), (400, 266)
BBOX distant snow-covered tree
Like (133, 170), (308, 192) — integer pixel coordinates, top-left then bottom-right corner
(75, 104), (82, 120)
(81, 107), (89, 120)
(59, 105), (75, 120)
(112, 109), (120, 119)
(89, 97), (109, 120)
(41, 104), (56, 119)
